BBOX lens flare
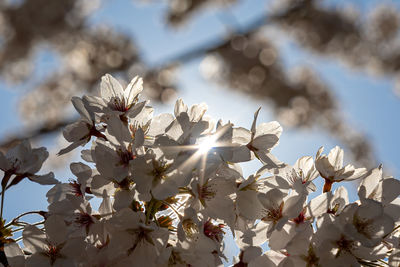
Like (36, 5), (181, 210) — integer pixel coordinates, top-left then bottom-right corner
(197, 135), (217, 154)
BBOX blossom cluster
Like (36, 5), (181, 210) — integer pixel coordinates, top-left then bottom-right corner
(2, 74), (400, 267)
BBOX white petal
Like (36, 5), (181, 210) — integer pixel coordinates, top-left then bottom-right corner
(258, 188), (285, 211)
(238, 221), (270, 247)
(124, 76), (143, 105)
(307, 192), (331, 218)
(250, 107), (261, 134)
(384, 199), (400, 221)
(389, 249), (400, 266)
(316, 146), (324, 159)
(46, 184), (71, 203)
(104, 115), (131, 146)
(152, 178), (179, 200)
(237, 190), (265, 220)
(189, 102), (208, 122)
(332, 186), (349, 213)
(262, 176), (291, 191)
(130, 156), (153, 196)
(249, 250), (285, 267)
(0, 151), (10, 171)
(254, 121), (282, 139)
(242, 246), (262, 263)
(382, 178), (400, 204)
(125, 100), (146, 119)
(232, 127), (252, 144)
(295, 156), (318, 181)
(25, 253), (51, 267)
(45, 215), (67, 245)
(282, 193), (306, 219)
(336, 165), (367, 181)
(71, 97), (92, 123)
(60, 238), (86, 260)
(23, 225), (46, 254)
(113, 189), (135, 211)
(252, 134), (279, 152)
(357, 200), (383, 219)
(101, 74), (124, 100)
(4, 242), (25, 267)
(58, 139), (87, 155)
(99, 190), (113, 218)
(109, 208), (140, 230)
(133, 127), (145, 148)
(358, 166), (382, 200)
(28, 172), (59, 185)
(155, 136), (182, 159)
(70, 162), (92, 184)
(230, 146), (252, 163)
(62, 120), (90, 143)
(315, 156), (335, 179)
(269, 222), (297, 250)
(327, 146), (343, 171)
(147, 113), (174, 137)
(256, 152), (286, 171)
(174, 98), (187, 117)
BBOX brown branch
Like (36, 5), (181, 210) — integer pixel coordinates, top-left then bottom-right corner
(0, 4), (377, 168)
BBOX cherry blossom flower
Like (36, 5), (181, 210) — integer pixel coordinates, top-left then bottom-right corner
(313, 213), (388, 266)
(4, 73), (400, 266)
(307, 186), (349, 219)
(279, 156), (319, 194)
(130, 151), (183, 201)
(0, 140), (57, 188)
(22, 215), (86, 266)
(84, 74), (146, 120)
(106, 208), (170, 267)
(187, 163), (239, 228)
(341, 200), (394, 248)
(231, 108), (284, 169)
(315, 146), (368, 192)
(58, 96), (104, 155)
(358, 164), (400, 205)
(4, 242), (25, 267)
(46, 162), (92, 203)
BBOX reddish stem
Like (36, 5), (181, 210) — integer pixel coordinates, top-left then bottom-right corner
(323, 179), (333, 193)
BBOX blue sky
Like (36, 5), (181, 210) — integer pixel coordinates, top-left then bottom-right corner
(0, 0), (399, 261)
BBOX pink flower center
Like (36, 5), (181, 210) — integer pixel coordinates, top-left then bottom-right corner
(110, 97), (129, 112)
(262, 202), (284, 223)
(117, 149), (136, 166)
(69, 180), (83, 197)
(293, 211), (306, 225)
(44, 244), (62, 265)
(203, 220), (225, 242)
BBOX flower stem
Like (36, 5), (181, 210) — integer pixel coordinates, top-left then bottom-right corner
(145, 200), (154, 225)
(0, 172), (12, 219)
(0, 185), (5, 219)
(323, 179), (333, 193)
(6, 210), (46, 227)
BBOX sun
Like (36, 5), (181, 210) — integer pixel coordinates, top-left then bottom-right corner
(197, 135), (217, 154)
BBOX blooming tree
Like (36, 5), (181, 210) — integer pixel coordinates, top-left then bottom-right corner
(1, 74), (400, 267)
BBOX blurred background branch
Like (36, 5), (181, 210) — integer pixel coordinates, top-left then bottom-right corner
(1, 0), (400, 169)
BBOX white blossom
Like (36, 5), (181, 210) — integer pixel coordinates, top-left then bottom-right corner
(4, 74), (400, 267)
(0, 140), (57, 187)
(315, 146), (368, 192)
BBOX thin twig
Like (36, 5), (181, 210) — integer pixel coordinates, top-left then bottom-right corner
(6, 210), (46, 227)
(0, 186), (5, 219)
